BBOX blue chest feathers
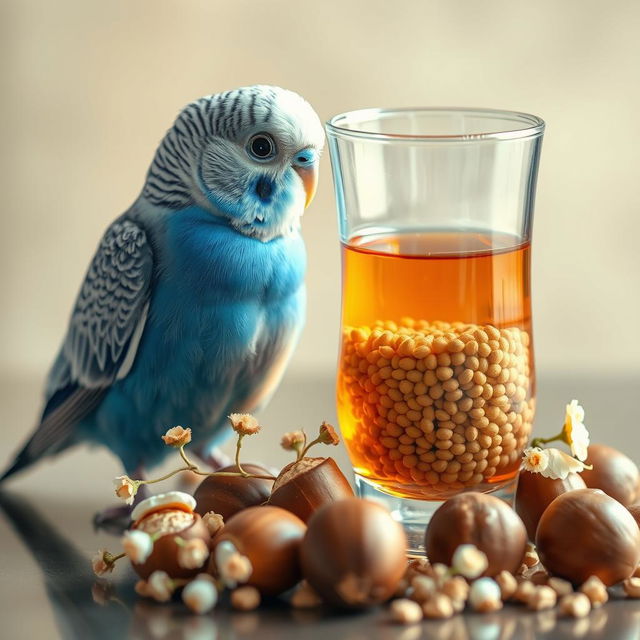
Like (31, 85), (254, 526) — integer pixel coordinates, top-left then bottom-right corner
(148, 206), (306, 367)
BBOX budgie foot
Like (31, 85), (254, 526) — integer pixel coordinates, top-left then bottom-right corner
(176, 447), (232, 494)
(92, 504), (134, 534)
(194, 446), (232, 472)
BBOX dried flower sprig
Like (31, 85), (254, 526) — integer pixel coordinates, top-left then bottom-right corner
(111, 415), (274, 506)
(280, 431), (306, 457)
(97, 416), (342, 598)
(524, 400), (593, 480)
(286, 422), (339, 461)
(92, 549), (125, 576)
(522, 446), (591, 480)
(279, 422), (341, 461)
(531, 399), (590, 460)
(228, 413), (261, 475)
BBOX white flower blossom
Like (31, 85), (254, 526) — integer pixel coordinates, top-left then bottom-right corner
(451, 544), (488, 579)
(541, 447), (591, 480)
(202, 512), (225, 536)
(147, 570), (174, 602)
(113, 475), (137, 505)
(182, 576), (218, 614)
(228, 413), (261, 436)
(161, 426), (192, 448)
(122, 530), (153, 564)
(522, 447), (550, 474)
(563, 399), (590, 461)
(469, 577), (502, 612)
(91, 549), (114, 576)
(177, 538), (209, 570)
(214, 540), (237, 567)
(215, 541), (252, 588)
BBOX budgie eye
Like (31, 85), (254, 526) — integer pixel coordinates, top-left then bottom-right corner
(293, 148), (317, 167)
(247, 133), (277, 161)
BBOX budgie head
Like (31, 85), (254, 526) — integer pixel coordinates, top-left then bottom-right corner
(142, 85), (325, 241)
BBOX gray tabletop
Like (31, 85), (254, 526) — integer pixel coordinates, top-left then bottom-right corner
(1, 371), (640, 640)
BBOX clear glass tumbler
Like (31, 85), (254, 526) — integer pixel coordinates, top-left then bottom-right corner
(326, 108), (545, 553)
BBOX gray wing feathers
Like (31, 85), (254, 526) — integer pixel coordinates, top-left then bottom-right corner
(49, 219), (153, 395)
(0, 219), (154, 481)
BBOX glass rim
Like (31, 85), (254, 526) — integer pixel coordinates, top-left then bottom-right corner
(326, 106), (545, 143)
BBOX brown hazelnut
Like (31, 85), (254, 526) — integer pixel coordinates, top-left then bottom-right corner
(580, 444), (640, 506)
(268, 457), (354, 522)
(627, 502), (640, 528)
(515, 469), (586, 540)
(209, 505), (305, 596)
(193, 464), (273, 521)
(536, 488), (640, 586)
(131, 511), (210, 580)
(424, 492), (527, 576)
(300, 497), (407, 608)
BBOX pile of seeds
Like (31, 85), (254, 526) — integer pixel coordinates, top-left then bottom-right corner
(339, 319), (534, 492)
(389, 544), (640, 624)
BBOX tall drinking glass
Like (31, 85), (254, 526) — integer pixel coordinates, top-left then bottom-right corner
(326, 108), (544, 553)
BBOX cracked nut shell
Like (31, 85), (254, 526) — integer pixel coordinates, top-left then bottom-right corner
(268, 457), (354, 522)
(131, 511), (210, 580)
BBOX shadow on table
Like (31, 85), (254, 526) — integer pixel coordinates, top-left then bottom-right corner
(2, 489), (640, 640)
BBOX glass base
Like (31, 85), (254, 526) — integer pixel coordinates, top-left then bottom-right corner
(354, 475), (518, 557)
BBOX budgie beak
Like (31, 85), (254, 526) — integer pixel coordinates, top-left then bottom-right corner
(294, 164), (319, 209)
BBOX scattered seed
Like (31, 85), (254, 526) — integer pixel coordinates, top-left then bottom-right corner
(390, 598), (423, 624)
(559, 593), (591, 618)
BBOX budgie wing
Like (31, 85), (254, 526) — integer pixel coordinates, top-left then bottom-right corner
(48, 218), (153, 393)
(1, 218), (153, 479)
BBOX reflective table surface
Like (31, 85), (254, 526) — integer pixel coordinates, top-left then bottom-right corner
(1, 371), (639, 640)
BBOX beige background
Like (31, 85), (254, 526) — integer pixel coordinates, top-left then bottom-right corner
(2, 0), (640, 391)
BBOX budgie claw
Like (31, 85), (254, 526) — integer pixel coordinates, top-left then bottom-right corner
(92, 505), (133, 534)
(194, 446), (232, 471)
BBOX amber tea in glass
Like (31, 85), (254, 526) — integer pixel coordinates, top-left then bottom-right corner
(326, 108), (544, 553)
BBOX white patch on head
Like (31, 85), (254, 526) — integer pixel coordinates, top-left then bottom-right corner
(266, 87), (325, 154)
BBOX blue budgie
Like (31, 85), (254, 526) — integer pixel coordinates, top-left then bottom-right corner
(1, 85), (324, 489)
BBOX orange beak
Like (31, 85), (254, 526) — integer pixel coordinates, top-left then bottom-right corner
(294, 164), (319, 209)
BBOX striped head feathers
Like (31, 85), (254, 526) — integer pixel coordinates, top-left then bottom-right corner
(142, 85), (325, 241)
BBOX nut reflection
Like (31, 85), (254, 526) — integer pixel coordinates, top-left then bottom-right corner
(466, 611), (518, 640)
(182, 617), (219, 640)
(379, 624), (423, 640)
(533, 609), (557, 634)
(431, 616), (468, 640)
(131, 599), (220, 640)
(588, 607), (608, 633)
(230, 612), (260, 635)
(91, 580), (115, 607)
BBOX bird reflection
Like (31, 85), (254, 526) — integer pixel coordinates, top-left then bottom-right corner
(0, 490), (130, 639)
(2, 489), (640, 640)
